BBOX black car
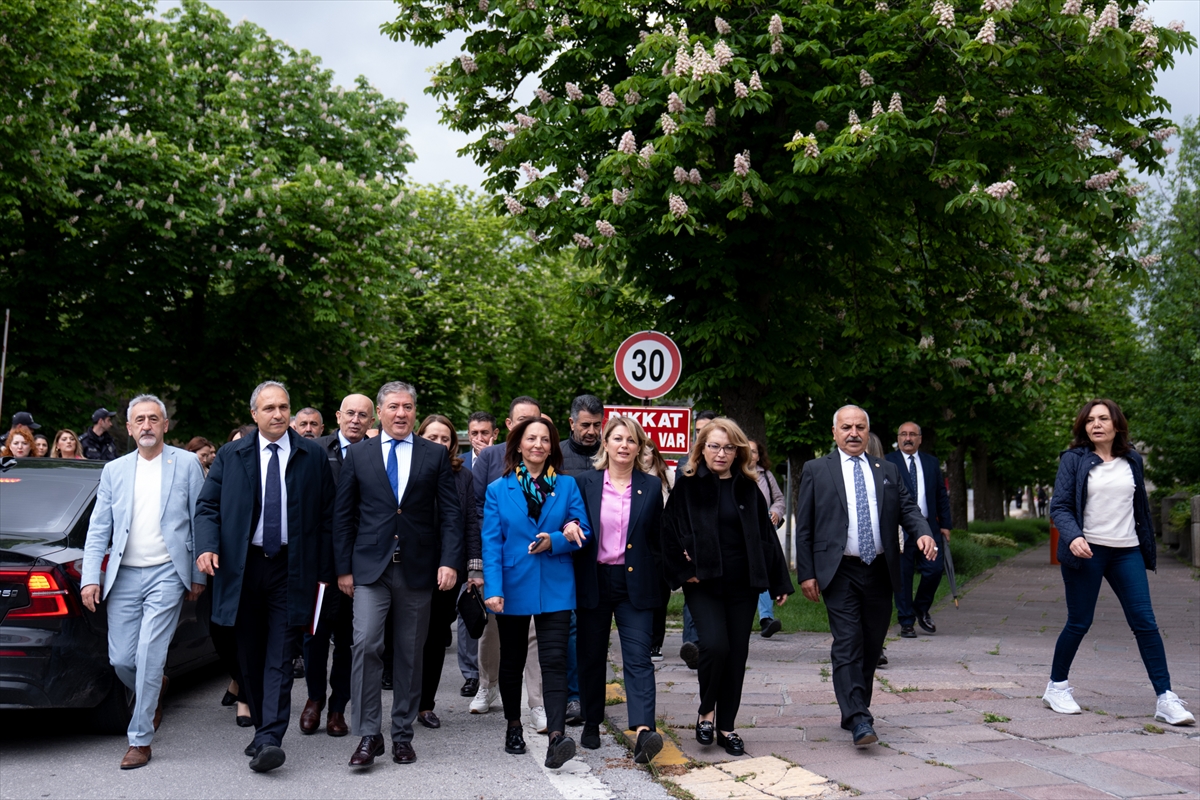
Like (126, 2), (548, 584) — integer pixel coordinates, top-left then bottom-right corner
(0, 457), (217, 732)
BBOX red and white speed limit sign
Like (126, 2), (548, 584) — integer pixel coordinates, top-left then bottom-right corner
(614, 331), (682, 400)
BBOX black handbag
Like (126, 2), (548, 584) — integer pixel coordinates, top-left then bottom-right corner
(456, 583), (488, 639)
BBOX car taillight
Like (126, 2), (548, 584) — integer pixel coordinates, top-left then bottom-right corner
(2, 570), (78, 619)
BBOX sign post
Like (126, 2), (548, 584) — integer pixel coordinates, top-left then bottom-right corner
(613, 331), (683, 403)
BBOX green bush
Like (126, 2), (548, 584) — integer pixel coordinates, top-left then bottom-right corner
(969, 533), (1019, 549)
(968, 518), (1049, 546)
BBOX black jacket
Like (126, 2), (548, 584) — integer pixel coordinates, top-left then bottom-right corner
(194, 430), (335, 627)
(661, 465), (793, 597)
(559, 437), (601, 477)
(574, 469), (664, 610)
(80, 428), (118, 461)
(454, 466), (482, 574)
(1049, 447), (1156, 571)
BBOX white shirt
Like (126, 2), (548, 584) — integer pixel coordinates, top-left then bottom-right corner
(124, 452), (171, 567)
(380, 431), (414, 504)
(1082, 458), (1138, 548)
(252, 433), (290, 547)
(905, 453), (928, 518)
(839, 448), (882, 558)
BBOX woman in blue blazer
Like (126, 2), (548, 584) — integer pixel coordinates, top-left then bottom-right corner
(482, 417), (588, 768)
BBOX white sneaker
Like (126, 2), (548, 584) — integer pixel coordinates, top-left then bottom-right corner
(470, 684), (498, 714)
(531, 705), (547, 733)
(1042, 680), (1082, 714)
(1155, 691), (1196, 726)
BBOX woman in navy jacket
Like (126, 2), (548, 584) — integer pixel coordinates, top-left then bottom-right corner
(482, 417), (589, 767)
(574, 416), (665, 764)
(1046, 399), (1193, 726)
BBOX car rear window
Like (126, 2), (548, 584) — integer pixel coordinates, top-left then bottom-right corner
(0, 469), (99, 538)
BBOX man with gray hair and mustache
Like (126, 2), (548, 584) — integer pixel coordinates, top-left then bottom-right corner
(80, 394), (207, 769)
(794, 405), (937, 748)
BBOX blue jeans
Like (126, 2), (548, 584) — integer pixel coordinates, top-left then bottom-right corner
(757, 591), (774, 622)
(682, 602), (698, 645)
(1051, 544), (1171, 695)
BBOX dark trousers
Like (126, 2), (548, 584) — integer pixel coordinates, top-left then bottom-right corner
(894, 531), (943, 627)
(235, 546), (300, 750)
(824, 555), (892, 730)
(419, 584), (461, 711)
(303, 589), (353, 713)
(682, 581), (757, 732)
(578, 566), (657, 731)
(1052, 544), (1171, 694)
(497, 610), (570, 733)
(650, 580), (672, 650)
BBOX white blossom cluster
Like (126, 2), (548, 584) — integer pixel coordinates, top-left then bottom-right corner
(673, 166), (702, 184)
(888, 93), (904, 115)
(705, 107), (717, 126)
(1061, 0), (1081, 13)
(660, 113), (678, 135)
(875, 1), (889, 11)
(933, 95), (948, 114)
(713, 40), (734, 67)
(515, 113), (536, 128)
(981, 0), (1013, 12)
(618, 131), (637, 154)
(1153, 126), (1176, 140)
(742, 191), (754, 208)
(1088, 0), (1120, 41)
(572, 233), (593, 248)
(596, 220), (616, 238)
(612, 188), (629, 206)
(667, 92), (685, 113)
(624, 91), (641, 105)
(734, 80), (749, 99)
(668, 194), (689, 218)
(734, 150), (752, 176)
(520, 162), (541, 181)
(504, 196), (525, 215)
(1083, 170), (1119, 190)
(598, 86), (616, 106)
(872, 100), (885, 118)
(1168, 20), (1185, 32)
(1138, 253), (1161, 268)
(997, 107), (1014, 118)
(690, 41), (722, 78)
(535, 88), (553, 104)
(976, 17), (997, 43)
(769, 14), (784, 54)
(459, 54), (477, 73)
(985, 180), (1016, 199)
(715, 17), (731, 35)
(932, 0), (956, 28)
(565, 83), (583, 101)
(750, 71), (763, 91)
(859, 69), (874, 87)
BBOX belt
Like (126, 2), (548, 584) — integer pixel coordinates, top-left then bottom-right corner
(249, 544), (287, 559)
(391, 550), (403, 564)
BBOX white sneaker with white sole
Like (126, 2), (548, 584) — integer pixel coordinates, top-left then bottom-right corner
(1042, 680), (1082, 714)
(531, 705), (547, 733)
(1155, 691), (1196, 726)
(470, 684), (499, 714)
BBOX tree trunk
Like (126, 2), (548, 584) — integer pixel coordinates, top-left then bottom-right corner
(719, 381), (768, 448)
(972, 439), (1006, 522)
(946, 440), (968, 531)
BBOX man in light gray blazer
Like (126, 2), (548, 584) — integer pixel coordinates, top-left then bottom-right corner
(81, 394), (206, 771)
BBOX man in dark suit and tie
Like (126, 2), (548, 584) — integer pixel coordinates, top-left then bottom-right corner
(195, 380), (335, 773)
(795, 405), (936, 747)
(333, 381), (463, 767)
(884, 422), (954, 638)
(298, 393), (376, 737)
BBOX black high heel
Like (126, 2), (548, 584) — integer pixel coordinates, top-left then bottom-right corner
(221, 690), (238, 707)
(695, 717), (715, 746)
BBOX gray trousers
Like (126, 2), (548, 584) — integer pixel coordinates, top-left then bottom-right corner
(350, 562), (432, 743)
(105, 562), (186, 746)
(456, 583), (479, 680)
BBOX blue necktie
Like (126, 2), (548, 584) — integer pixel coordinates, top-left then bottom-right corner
(387, 439), (400, 503)
(263, 443), (282, 557)
(907, 455), (918, 497)
(853, 456), (876, 564)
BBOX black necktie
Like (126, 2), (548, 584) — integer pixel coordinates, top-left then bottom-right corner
(907, 454), (918, 497)
(263, 443), (282, 557)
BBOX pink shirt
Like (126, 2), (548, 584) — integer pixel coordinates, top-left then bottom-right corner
(598, 470), (632, 565)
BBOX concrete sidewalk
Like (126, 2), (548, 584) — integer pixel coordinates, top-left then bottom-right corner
(609, 544), (1199, 799)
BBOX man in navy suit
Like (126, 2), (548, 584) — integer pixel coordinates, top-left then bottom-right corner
(884, 422), (953, 638)
(195, 380), (335, 773)
(463, 411), (498, 472)
(333, 381), (463, 768)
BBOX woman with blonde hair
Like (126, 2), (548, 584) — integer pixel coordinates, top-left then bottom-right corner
(663, 418), (793, 756)
(50, 429), (86, 459)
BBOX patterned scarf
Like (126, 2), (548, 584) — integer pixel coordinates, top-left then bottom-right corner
(516, 460), (557, 519)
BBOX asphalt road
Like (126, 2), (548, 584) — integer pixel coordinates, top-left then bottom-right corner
(0, 634), (670, 800)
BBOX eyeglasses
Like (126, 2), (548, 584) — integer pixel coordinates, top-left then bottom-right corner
(704, 443), (738, 455)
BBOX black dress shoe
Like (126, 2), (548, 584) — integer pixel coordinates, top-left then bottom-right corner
(878, 652), (889, 667)
(505, 725), (526, 754)
(460, 677), (479, 698)
(900, 625), (917, 639)
(918, 613), (936, 634)
(349, 735), (385, 767)
(292, 656), (305, 679)
(417, 710), (441, 729)
(381, 673), (394, 691)
(392, 741), (416, 764)
(544, 733), (576, 769)
(761, 618), (782, 638)
(852, 722), (878, 747)
(717, 731), (745, 756)
(679, 642), (700, 670)
(634, 729), (663, 764)
(249, 745), (286, 772)
(695, 718), (715, 746)
(244, 741), (259, 757)
(580, 726), (601, 750)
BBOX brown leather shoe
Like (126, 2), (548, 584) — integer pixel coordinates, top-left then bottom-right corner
(326, 710), (348, 737)
(417, 710), (441, 729)
(153, 676), (168, 732)
(392, 741), (416, 764)
(299, 699), (324, 735)
(120, 745), (151, 770)
(348, 735), (384, 768)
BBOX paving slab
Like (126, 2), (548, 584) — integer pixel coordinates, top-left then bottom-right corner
(959, 761), (1074, 788)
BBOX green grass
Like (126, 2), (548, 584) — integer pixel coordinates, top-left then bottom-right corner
(983, 712), (1010, 723)
(662, 518), (1049, 634)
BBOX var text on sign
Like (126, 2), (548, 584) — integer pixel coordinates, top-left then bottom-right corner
(603, 406), (693, 455)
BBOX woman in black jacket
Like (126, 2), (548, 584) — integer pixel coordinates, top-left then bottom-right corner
(662, 418), (794, 756)
(1046, 399), (1193, 726)
(414, 414), (483, 729)
(574, 416), (665, 764)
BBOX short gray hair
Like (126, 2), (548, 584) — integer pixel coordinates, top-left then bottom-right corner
(833, 405), (870, 429)
(250, 380), (289, 411)
(295, 407), (323, 421)
(376, 381), (418, 408)
(127, 394), (168, 420)
(898, 421), (921, 434)
(570, 394), (603, 420)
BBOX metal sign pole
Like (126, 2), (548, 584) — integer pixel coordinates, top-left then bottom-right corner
(785, 458), (794, 569)
(0, 309), (10, 423)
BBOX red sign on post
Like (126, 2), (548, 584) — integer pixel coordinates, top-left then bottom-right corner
(603, 406), (693, 455)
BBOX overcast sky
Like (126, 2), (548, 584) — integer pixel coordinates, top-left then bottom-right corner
(161, 0), (1199, 191)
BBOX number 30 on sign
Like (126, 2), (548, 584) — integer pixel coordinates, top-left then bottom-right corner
(613, 331), (683, 401)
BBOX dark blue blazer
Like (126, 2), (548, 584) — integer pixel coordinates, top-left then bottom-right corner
(573, 469), (664, 611)
(194, 429), (335, 627)
(332, 434), (463, 589)
(1049, 447), (1156, 571)
(884, 450), (953, 538)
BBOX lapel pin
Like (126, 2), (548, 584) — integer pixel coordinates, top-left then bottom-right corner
(551, 492), (556, 497)
(637, 489), (642, 495)
(874, 462), (880, 468)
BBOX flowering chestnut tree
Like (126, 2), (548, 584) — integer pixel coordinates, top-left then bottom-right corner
(385, 0), (1192, 441)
